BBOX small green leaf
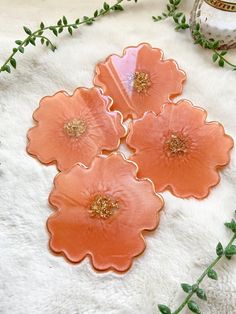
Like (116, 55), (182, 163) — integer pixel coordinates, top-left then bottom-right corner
(13, 48), (18, 53)
(49, 27), (58, 36)
(225, 245), (236, 257)
(113, 4), (123, 11)
(58, 26), (63, 33)
(63, 16), (68, 25)
(10, 58), (16, 69)
(84, 17), (93, 25)
(15, 40), (22, 45)
(1, 64), (11, 73)
(195, 23), (200, 31)
(175, 25), (182, 31)
(153, 16), (162, 21)
(18, 46), (24, 53)
(57, 19), (62, 26)
(196, 288), (207, 301)
(173, 16), (179, 23)
(187, 300), (201, 314)
(218, 59), (225, 67)
(75, 18), (80, 24)
(212, 53), (218, 63)
(68, 26), (73, 35)
(182, 24), (189, 29)
(213, 40), (220, 49)
(51, 45), (56, 52)
(175, 0), (181, 5)
(29, 37), (36, 46)
(191, 284), (198, 292)
(103, 2), (110, 11)
(158, 304), (171, 314)
(221, 51), (227, 56)
(40, 22), (45, 29)
(181, 283), (192, 293)
(207, 269), (218, 280)
(5, 65), (11, 73)
(181, 15), (186, 24)
(23, 26), (32, 35)
(94, 10), (98, 17)
(41, 38), (44, 45)
(225, 219), (236, 232)
(216, 242), (224, 256)
(175, 12), (183, 18)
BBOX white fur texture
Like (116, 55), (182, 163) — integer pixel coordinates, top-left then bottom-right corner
(0, 1), (236, 313)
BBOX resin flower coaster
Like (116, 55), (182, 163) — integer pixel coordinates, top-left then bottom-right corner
(94, 43), (186, 120)
(27, 87), (126, 171)
(47, 153), (164, 272)
(126, 100), (234, 199)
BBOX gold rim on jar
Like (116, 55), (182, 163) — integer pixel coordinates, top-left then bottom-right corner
(204, 0), (236, 12)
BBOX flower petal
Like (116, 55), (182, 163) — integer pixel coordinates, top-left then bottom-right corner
(127, 100), (233, 199)
(27, 87), (125, 171)
(47, 153), (163, 272)
(47, 208), (146, 272)
(94, 43), (186, 119)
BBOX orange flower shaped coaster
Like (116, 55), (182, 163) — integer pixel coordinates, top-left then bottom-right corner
(94, 43), (186, 120)
(127, 100), (234, 199)
(27, 87), (126, 171)
(47, 153), (164, 272)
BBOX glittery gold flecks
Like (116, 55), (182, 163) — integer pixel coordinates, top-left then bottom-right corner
(165, 133), (188, 156)
(64, 119), (87, 137)
(132, 72), (151, 93)
(89, 195), (118, 219)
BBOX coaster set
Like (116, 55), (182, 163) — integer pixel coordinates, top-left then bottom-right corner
(26, 43), (234, 273)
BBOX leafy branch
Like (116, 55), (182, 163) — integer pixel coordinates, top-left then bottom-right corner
(152, 0), (236, 70)
(0, 0), (138, 75)
(152, 0), (183, 23)
(193, 24), (236, 69)
(158, 211), (236, 314)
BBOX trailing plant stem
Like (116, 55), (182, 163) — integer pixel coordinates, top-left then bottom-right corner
(173, 233), (236, 314)
(213, 50), (236, 69)
(0, 0), (136, 74)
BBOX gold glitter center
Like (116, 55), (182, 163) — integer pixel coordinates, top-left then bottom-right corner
(165, 134), (188, 155)
(64, 119), (87, 137)
(89, 195), (118, 219)
(132, 72), (151, 93)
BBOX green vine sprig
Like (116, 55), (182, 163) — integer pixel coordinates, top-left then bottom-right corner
(153, 0), (236, 70)
(0, 0), (137, 75)
(152, 0), (188, 30)
(192, 24), (236, 69)
(158, 211), (236, 314)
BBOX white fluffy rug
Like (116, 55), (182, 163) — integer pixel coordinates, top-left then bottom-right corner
(0, 0), (236, 313)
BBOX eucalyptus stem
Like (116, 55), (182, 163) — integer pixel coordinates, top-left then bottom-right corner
(0, 0), (138, 75)
(158, 212), (236, 314)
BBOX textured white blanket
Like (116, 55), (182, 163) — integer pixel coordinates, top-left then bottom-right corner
(0, 0), (236, 313)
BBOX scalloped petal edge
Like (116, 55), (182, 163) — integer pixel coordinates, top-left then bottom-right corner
(26, 87), (127, 172)
(47, 152), (164, 273)
(126, 99), (234, 199)
(93, 42), (187, 120)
